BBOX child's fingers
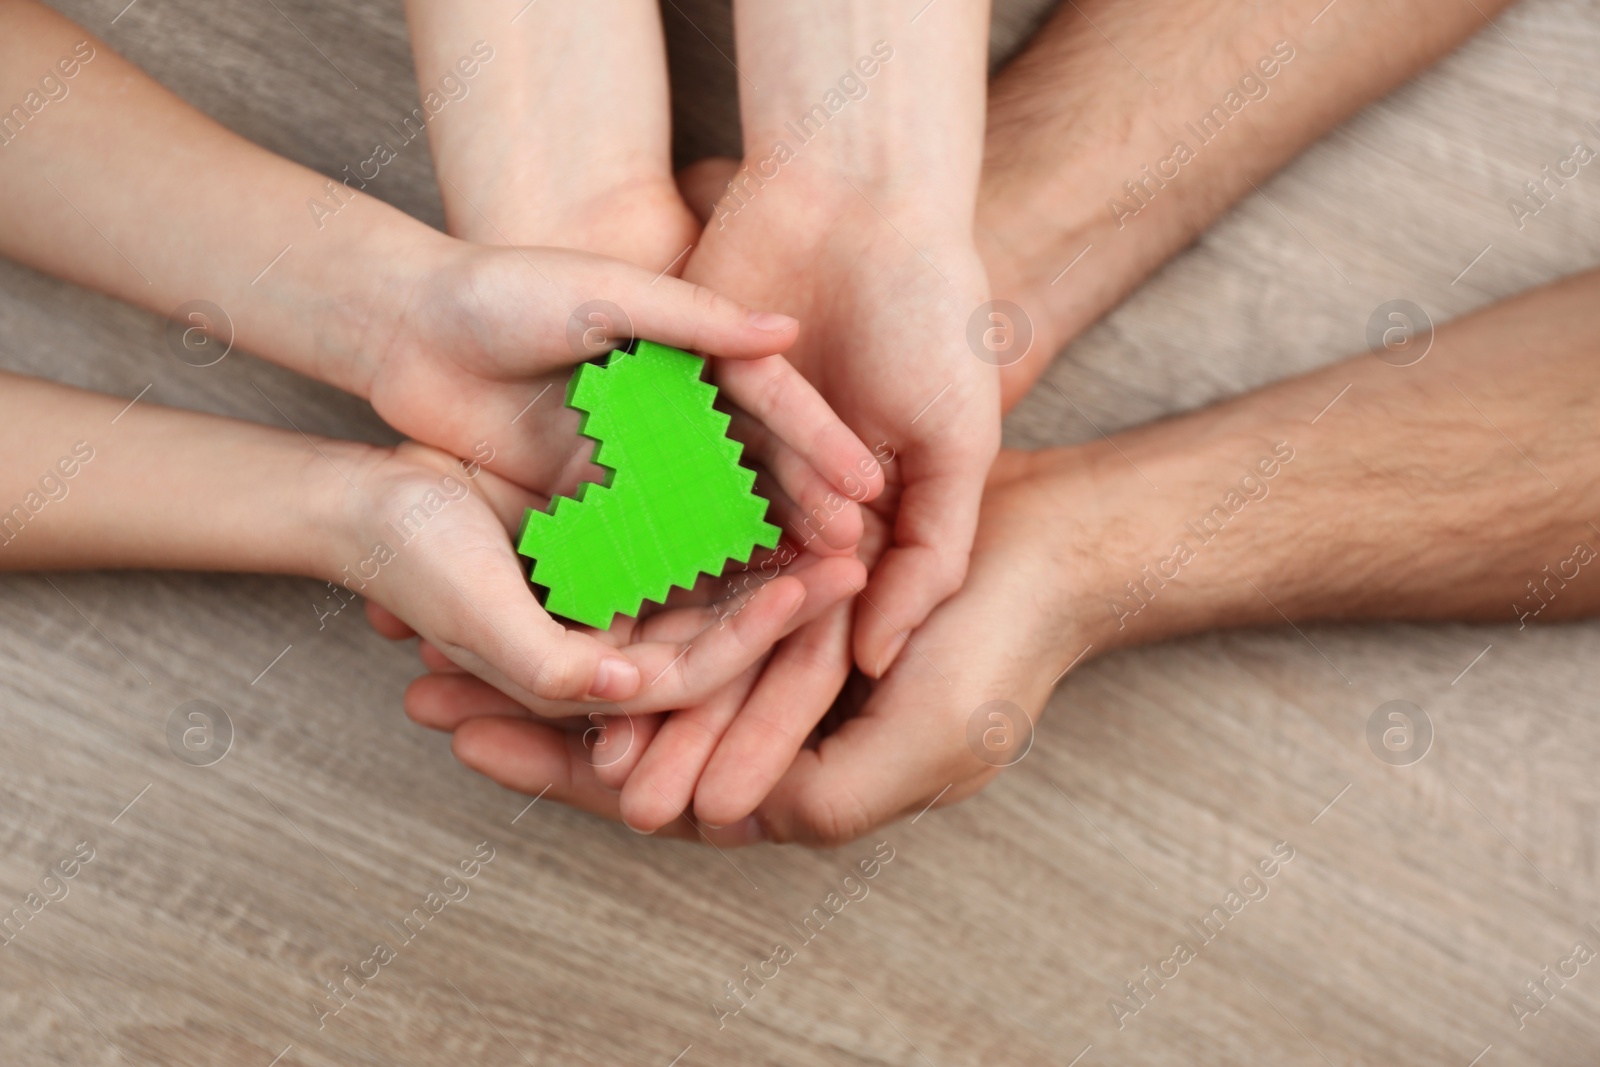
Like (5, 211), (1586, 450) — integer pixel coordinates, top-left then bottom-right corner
(451, 717), (700, 842)
(750, 465), (862, 557)
(714, 356), (885, 503)
(645, 541), (840, 613)
(417, 639), (465, 673)
(392, 544), (643, 707)
(588, 710), (662, 790)
(617, 664), (763, 833)
(693, 603), (855, 828)
(729, 408), (865, 551)
(579, 259), (800, 361)
(616, 576), (804, 711)
(443, 556), (863, 721)
(406, 671), (548, 731)
(365, 600), (417, 640)
(618, 554), (866, 713)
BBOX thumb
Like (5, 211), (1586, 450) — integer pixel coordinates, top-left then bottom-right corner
(387, 546), (644, 708)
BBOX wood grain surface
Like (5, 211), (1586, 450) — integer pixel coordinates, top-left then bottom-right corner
(3, 0), (1599, 1064)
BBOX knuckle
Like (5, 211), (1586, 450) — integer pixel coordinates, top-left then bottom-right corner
(798, 784), (875, 849)
(529, 644), (588, 701)
(754, 361), (791, 415)
(689, 282), (724, 318)
(780, 639), (846, 686)
(922, 546), (970, 602)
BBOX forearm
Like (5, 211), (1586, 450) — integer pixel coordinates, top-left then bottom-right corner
(1049, 270), (1600, 660)
(0, 374), (357, 581)
(403, 0), (681, 251)
(981, 0), (1518, 404)
(0, 0), (436, 396)
(732, 0), (990, 225)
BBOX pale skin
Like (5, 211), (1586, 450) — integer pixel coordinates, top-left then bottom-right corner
(0, 0), (885, 708)
(417, 0), (1585, 846)
(386, 0), (998, 832)
(0, 373), (871, 776)
(417, 266), (1600, 845)
(8, 0), (1572, 845)
(401, 0), (698, 266)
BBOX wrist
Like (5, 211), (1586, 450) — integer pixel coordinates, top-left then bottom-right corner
(1020, 421), (1308, 662)
(288, 439), (393, 588)
(733, 4), (986, 219)
(310, 213), (461, 401)
(977, 21), (1312, 378)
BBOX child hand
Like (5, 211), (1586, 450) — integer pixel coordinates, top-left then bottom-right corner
(396, 511), (892, 833)
(334, 442), (869, 711)
(356, 237), (883, 554)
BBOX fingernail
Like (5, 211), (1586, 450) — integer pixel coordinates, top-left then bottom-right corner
(590, 657), (640, 700)
(748, 311), (798, 333)
(873, 633), (908, 678)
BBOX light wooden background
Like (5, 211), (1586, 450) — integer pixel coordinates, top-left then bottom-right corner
(3, 0), (1599, 1064)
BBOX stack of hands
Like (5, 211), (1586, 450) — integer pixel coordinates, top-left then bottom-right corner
(6, 0), (1595, 847)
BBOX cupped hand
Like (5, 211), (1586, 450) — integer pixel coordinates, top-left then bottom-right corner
(354, 235), (883, 553)
(402, 447), (1115, 845)
(678, 159), (1001, 678)
(338, 441), (869, 715)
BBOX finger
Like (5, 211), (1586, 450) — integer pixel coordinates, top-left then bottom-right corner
(582, 259), (800, 359)
(387, 539), (643, 707)
(693, 603), (853, 828)
(853, 465), (984, 678)
(454, 575), (796, 720)
(676, 156), (742, 226)
(618, 556), (864, 713)
(615, 575), (805, 712)
(420, 686), (766, 846)
(716, 356), (886, 503)
(406, 672), (543, 731)
(648, 541), (849, 613)
(736, 415), (863, 553)
(753, 470), (862, 558)
(365, 600), (416, 640)
(454, 556), (863, 720)
(755, 697), (974, 849)
(618, 664), (762, 832)
(589, 711), (663, 791)
(451, 717), (700, 841)
(418, 639), (465, 673)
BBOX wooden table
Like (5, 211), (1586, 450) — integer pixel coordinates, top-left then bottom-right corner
(3, 0), (1598, 1063)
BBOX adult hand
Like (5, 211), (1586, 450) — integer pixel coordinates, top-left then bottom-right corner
(972, 0), (1520, 409)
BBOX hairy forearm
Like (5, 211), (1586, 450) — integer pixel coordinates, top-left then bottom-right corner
(732, 0), (990, 223)
(1046, 270), (1600, 660)
(0, 375), (357, 580)
(0, 0), (435, 396)
(404, 0), (680, 251)
(981, 0), (1518, 404)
